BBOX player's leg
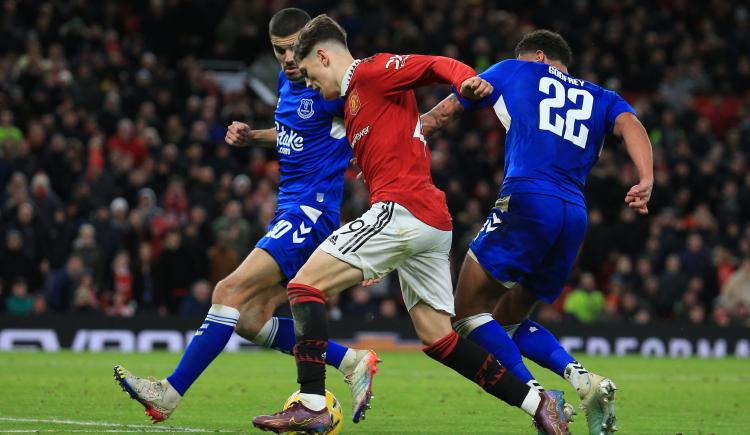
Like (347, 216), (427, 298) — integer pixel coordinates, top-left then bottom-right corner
(397, 212), (567, 433)
(114, 248), (284, 422)
(452, 253), (544, 391)
(252, 249), (367, 433)
(452, 195), (561, 392)
(235, 280), (369, 377)
(253, 202), (400, 432)
(496, 202), (617, 434)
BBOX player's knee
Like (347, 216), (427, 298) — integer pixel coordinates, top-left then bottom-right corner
(213, 276), (261, 308)
(234, 311), (268, 340)
(415, 323), (453, 346)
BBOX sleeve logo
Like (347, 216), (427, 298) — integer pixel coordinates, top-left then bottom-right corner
(297, 98), (315, 119)
(385, 54), (409, 70)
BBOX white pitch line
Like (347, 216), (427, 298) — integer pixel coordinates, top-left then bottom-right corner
(2, 431), (187, 433)
(0, 417), (237, 433)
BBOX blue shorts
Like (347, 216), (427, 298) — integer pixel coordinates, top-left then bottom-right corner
(256, 205), (339, 282)
(469, 193), (587, 303)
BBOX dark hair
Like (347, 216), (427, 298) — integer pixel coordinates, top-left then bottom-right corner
(514, 29), (573, 66)
(269, 8), (311, 37)
(293, 14), (348, 61)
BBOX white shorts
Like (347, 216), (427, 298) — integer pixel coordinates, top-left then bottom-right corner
(319, 202), (455, 315)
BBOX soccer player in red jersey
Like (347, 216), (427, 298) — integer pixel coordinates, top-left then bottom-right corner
(252, 15), (568, 435)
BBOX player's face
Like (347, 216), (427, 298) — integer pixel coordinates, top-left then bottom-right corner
(297, 52), (338, 100)
(271, 32), (303, 81)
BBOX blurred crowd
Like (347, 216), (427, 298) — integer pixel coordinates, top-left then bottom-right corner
(1, 0), (749, 328)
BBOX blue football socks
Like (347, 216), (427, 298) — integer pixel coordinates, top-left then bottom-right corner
(512, 319), (576, 377)
(454, 313), (538, 388)
(167, 304), (240, 396)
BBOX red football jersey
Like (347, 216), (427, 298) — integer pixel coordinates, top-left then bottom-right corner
(341, 53), (476, 231)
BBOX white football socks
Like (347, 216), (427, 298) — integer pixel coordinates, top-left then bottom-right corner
(527, 379), (544, 392)
(298, 392), (327, 411)
(564, 361), (591, 397)
(520, 389), (542, 417)
(337, 348), (361, 375)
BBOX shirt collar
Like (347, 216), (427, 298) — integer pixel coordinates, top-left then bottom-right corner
(340, 59), (362, 97)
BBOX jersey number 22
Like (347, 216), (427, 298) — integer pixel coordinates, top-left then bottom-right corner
(538, 77), (593, 149)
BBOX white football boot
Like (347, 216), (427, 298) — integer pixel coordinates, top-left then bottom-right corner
(113, 365), (181, 423)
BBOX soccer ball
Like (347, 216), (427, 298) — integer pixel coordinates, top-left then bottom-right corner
(283, 389), (343, 435)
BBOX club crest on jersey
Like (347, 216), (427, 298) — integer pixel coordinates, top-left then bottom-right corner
(349, 89), (361, 116)
(297, 98), (315, 119)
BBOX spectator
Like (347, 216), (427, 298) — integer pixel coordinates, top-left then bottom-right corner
(5, 279), (33, 316)
(44, 256), (85, 312)
(30, 172), (62, 226)
(563, 272), (605, 323)
(108, 119), (147, 166)
(212, 200), (252, 259)
(0, 229), (35, 290)
(717, 259), (750, 316)
(73, 272), (98, 314)
(155, 230), (194, 314)
(71, 224), (101, 285)
(344, 286), (378, 321)
(207, 231), (239, 287)
(180, 280), (213, 316)
(378, 299), (400, 320)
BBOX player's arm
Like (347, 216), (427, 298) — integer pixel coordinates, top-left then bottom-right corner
(419, 94), (465, 138)
(613, 112), (653, 215)
(225, 121), (277, 149)
(377, 54), (492, 99)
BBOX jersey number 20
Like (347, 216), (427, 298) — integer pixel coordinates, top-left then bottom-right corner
(538, 77), (593, 149)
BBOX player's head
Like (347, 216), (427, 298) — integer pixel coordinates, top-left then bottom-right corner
(293, 14), (350, 100)
(514, 29), (572, 68)
(269, 8), (311, 81)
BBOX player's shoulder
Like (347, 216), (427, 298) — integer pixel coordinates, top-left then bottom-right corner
(581, 79), (623, 102)
(480, 59), (533, 83)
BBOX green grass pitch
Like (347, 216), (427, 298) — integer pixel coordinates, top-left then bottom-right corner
(1, 351), (747, 434)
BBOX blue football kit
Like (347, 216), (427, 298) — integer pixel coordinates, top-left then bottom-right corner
(256, 72), (352, 281)
(457, 59), (635, 302)
(163, 73), (354, 398)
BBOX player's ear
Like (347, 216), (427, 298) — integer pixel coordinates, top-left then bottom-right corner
(535, 50), (545, 63)
(317, 48), (329, 67)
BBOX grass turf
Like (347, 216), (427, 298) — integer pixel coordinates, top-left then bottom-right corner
(0, 351), (747, 434)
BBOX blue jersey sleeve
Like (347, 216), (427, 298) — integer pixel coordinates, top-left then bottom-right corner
(321, 97), (345, 118)
(604, 90), (636, 133)
(453, 60), (526, 111)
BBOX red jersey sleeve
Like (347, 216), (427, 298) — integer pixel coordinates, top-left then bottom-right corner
(363, 53), (476, 96)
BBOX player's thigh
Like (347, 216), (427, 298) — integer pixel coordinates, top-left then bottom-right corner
(453, 252), (508, 321)
(291, 248), (365, 295)
(397, 225), (454, 319)
(408, 301), (454, 345)
(315, 201), (410, 285)
(213, 248), (284, 306)
(255, 205), (340, 284)
(470, 194), (564, 284)
(520, 202), (588, 304)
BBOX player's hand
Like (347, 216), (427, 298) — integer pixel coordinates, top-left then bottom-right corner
(225, 121), (254, 147)
(460, 77), (493, 100)
(360, 278), (382, 286)
(624, 179), (653, 215)
(350, 157), (365, 183)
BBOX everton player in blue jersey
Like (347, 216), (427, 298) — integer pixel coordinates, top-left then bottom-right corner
(422, 30), (653, 434)
(114, 8), (379, 424)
